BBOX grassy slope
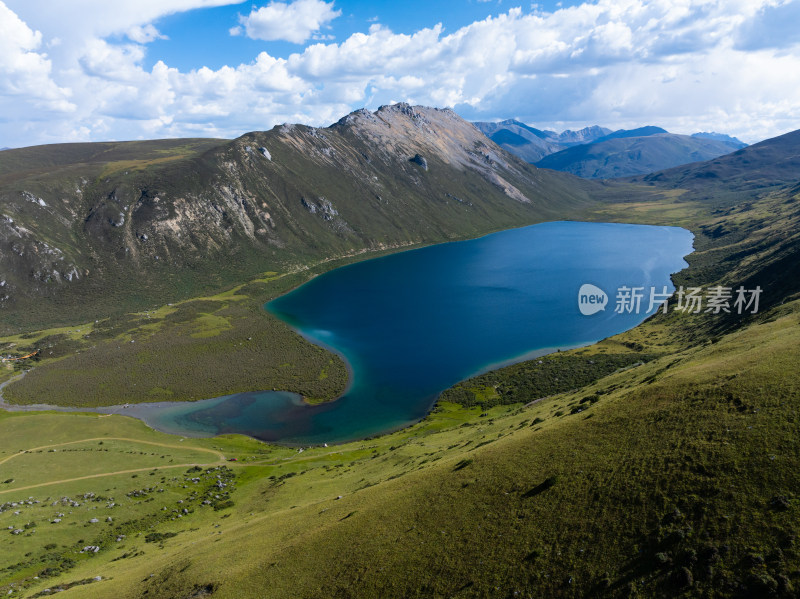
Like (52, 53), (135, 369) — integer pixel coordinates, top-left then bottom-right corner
(2, 297), (797, 598)
(2, 130), (800, 597)
(0, 175), (798, 597)
(0, 139), (227, 183)
(0, 107), (597, 404)
(0, 265), (354, 406)
(0, 109), (595, 334)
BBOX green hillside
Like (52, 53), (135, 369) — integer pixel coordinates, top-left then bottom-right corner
(0, 105), (594, 334)
(0, 119), (799, 598)
(0, 139), (227, 182)
(2, 181), (799, 595)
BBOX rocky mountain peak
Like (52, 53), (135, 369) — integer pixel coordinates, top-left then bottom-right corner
(0, 106), (593, 330)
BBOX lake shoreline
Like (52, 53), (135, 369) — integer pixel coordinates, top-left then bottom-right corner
(1, 221), (694, 446)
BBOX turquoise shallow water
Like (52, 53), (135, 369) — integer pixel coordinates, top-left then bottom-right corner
(112, 220), (693, 445)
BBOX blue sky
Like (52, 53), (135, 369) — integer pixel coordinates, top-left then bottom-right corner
(1, 0), (800, 148)
(143, 1), (584, 71)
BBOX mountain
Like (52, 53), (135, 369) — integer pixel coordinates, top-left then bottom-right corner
(555, 125), (612, 146)
(5, 127), (800, 598)
(472, 122), (750, 179)
(0, 104), (594, 332)
(635, 128), (800, 191)
(592, 125), (667, 143)
(472, 120), (611, 162)
(471, 119), (564, 162)
(691, 131), (747, 146)
(535, 132), (746, 178)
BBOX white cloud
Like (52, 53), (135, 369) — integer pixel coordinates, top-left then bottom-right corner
(237, 0), (341, 44)
(735, 0), (800, 50)
(0, 1), (72, 111)
(2, 0), (800, 148)
(127, 24), (167, 44)
(4, 0), (240, 41)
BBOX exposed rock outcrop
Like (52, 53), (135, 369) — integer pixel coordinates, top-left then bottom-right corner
(0, 104), (593, 327)
(410, 154), (428, 171)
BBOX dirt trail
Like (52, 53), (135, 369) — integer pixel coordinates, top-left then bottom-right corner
(0, 436), (227, 495)
(0, 460), (226, 495)
(0, 436), (225, 466)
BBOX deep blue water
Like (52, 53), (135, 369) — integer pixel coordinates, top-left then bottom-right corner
(88, 221), (694, 444)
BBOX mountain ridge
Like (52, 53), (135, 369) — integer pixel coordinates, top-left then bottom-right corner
(535, 132), (746, 178)
(473, 120), (747, 177)
(0, 104), (594, 332)
(692, 131), (746, 145)
(634, 127), (800, 190)
(472, 120), (611, 162)
(3, 121), (800, 599)
(592, 125), (668, 143)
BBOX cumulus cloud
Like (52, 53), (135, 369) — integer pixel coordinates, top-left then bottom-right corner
(236, 0), (341, 44)
(127, 24), (167, 44)
(0, 1), (72, 110)
(2, 0), (800, 147)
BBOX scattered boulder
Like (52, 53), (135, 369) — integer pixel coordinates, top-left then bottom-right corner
(317, 197), (338, 221)
(410, 154), (428, 171)
(301, 197), (317, 214)
(301, 197), (338, 221)
(521, 476), (558, 498)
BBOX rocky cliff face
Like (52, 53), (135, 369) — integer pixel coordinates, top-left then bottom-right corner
(0, 104), (594, 330)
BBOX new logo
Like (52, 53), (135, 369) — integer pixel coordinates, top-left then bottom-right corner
(578, 283), (608, 316)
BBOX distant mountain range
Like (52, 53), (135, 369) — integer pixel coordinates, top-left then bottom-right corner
(473, 120), (747, 178)
(634, 128), (800, 192)
(472, 120), (612, 162)
(536, 132), (747, 179)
